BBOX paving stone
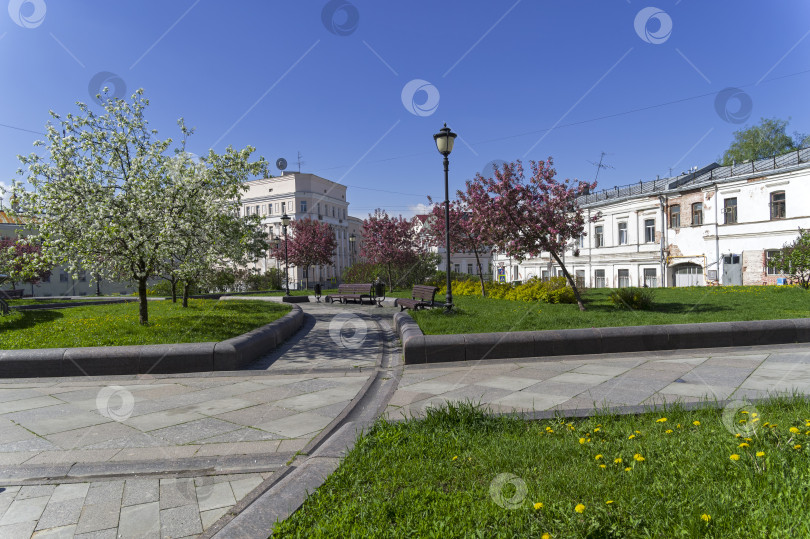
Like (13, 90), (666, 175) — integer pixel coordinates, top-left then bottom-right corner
(277, 438), (308, 453)
(0, 438), (58, 453)
(0, 396), (62, 415)
(0, 495), (50, 525)
(476, 376), (542, 391)
(17, 484), (56, 499)
(0, 424), (40, 445)
(200, 506), (230, 530)
(31, 524), (77, 538)
(149, 418), (243, 445)
(573, 364), (633, 377)
(118, 501), (160, 538)
(256, 412), (333, 438)
(35, 497), (84, 530)
(273, 387), (359, 412)
(5, 407), (111, 436)
(490, 391), (571, 411)
(0, 452), (37, 465)
(50, 483), (90, 503)
(228, 475), (264, 501)
(160, 505), (202, 538)
(83, 481), (124, 506)
(125, 409), (206, 432)
(545, 372), (615, 386)
(175, 397), (256, 417)
(73, 527), (117, 539)
(111, 446), (199, 462)
(159, 478), (197, 510)
(122, 478), (159, 507)
(0, 520), (37, 539)
(193, 440), (281, 457)
(44, 421), (143, 450)
(24, 449), (120, 465)
(196, 427), (283, 444)
(75, 500), (121, 534)
(196, 482), (236, 512)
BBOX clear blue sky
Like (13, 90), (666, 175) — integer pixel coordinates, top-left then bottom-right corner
(2, 1), (809, 218)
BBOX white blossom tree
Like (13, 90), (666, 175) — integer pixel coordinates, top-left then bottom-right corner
(12, 89), (268, 324)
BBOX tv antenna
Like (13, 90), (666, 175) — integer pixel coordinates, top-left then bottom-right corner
(588, 152), (614, 182)
(296, 151), (304, 172)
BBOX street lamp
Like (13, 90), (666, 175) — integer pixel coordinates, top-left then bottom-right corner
(433, 123), (457, 312)
(349, 232), (356, 265)
(281, 212), (291, 295)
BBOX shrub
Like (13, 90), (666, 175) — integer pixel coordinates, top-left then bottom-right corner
(609, 287), (655, 310)
(441, 276), (576, 304)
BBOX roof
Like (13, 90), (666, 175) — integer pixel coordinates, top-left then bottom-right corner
(0, 211), (26, 225)
(578, 146), (810, 207)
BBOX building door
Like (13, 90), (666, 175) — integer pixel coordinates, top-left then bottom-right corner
(722, 254), (742, 286)
(673, 263), (704, 287)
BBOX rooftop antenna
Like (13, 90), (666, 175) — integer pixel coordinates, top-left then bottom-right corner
(588, 152), (614, 182)
(296, 151), (304, 173)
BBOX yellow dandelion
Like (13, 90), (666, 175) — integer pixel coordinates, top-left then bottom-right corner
(628, 434), (635, 440)
(595, 454), (603, 460)
(599, 464), (606, 469)
(735, 433), (741, 438)
(664, 429), (672, 434)
(542, 534), (550, 539)
(740, 410), (749, 415)
(656, 417), (667, 423)
(693, 421), (701, 426)
(738, 443), (749, 448)
(701, 514), (711, 522)
(744, 437), (752, 442)
(594, 427), (601, 433)
(729, 454), (740, 461)
(794, 444), (802, 450)
(756, 451), (765, 457)
(534, 502), (543, 510)
(579, 438), (586, 444)
(633, 454), (645, 462)
(452, 456), (458, 461)
(790, 427), (800, 434)
(574, 503), (585, 513)
(606, 500), (614, 504)
(624, 467), (632, 472)
(614, 458), (623, 464)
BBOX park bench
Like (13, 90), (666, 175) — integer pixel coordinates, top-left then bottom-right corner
(0, 289), (24, 300)
(326, 283), (374, 305)
(394, 285), (439, 311)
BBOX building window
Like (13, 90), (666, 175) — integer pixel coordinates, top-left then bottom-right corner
(275, 203), (280, 214)
(594, 269), (606, 288)
(280, 202), (285, 214)
(723, 254), (741, 265)
(766, 250), (782, 275)
(643, 268), (657, 287)
(60, 273), (68, 283)
(300, 200), (307, 213)
(332, 206), (336, 217)
(578, 234), (585, 248)
(268, 203), (273, 215)
(669, 205), (680, 228)
(42, 273), (50, 283)
(692, 202), (703, 226)
(770, 191), (785, 219)
(644, 219), (655, 243)
(79, 271), (86, 282)
(723, 198), (737, 224)
(617, 269), (630, 288)
(595, 225), (604, 247)
(618, 222), (628, 245)
(454, 263), (460, 273)
(467, 263), (473, 274)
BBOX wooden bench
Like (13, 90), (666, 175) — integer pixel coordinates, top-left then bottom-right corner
(394, 285), (439, 311)
(326, 283), (374, 305)
(0, 289), (24, 300)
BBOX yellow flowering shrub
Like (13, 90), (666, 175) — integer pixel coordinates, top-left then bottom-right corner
(440, 276), (576, 304)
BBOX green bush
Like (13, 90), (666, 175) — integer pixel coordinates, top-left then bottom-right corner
(609, 286), (655, 310)
(442, 276), (576, 304)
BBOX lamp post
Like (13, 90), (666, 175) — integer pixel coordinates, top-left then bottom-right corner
(433, 123), (457, 312)
(349, 232), (356, 265)
(281, 212), (291, 295)
(272, 238), (281, 289)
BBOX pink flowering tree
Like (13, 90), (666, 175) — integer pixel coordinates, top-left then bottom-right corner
(424, 196), (492, 297)
(0, 238), (51, 292)
(466, 158), (597, 311)
(271, 218), (337, 289)
(360, 209), (419, 292)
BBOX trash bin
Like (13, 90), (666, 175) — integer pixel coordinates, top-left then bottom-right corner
(374, 281), (385, 304)
(314, 283), (322, 297)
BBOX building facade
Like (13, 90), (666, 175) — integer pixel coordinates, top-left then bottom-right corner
(240, 173), (357, 289)
(413, 214), (493, 279)
(492, 148), (810, 288)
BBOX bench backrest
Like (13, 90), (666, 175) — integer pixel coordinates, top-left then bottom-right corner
(0, 289), (24, 300)
(411, 285), (438, 302)
(338, 283), (373, 295)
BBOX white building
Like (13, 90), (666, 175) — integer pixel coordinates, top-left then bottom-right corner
(240, 173), (359, 288)
(492, 147), (810, 288)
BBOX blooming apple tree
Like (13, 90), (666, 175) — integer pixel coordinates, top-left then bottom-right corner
(360, 209), (419, 292)
(424, 196), (492, 297)
(271, 217), (337, 289)
(0, 238), (51, 292)
(12, 89), (268, 324)
(466, 159), (597, 311)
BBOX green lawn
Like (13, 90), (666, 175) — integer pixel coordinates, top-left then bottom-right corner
(274, 400), (810, 538)
(6, 298), (127, 306)
(0, 299), (291, 349)
(411, 286), (810, 335)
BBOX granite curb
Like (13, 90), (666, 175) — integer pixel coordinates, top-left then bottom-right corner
(394, 312), (810, 364)
(0, 305), (304, 378)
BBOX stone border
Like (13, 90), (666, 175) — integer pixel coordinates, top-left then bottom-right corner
(0, 306), (304, 378)
(393, 312), (810, 364)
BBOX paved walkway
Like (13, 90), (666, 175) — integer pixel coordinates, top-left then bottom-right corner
(1, 299), (809, 538)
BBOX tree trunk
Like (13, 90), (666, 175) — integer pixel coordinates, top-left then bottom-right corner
(473, 248), (487, 298)
(549, 251), (586, 311)
(138, 278), (149, 325)
(182, 281), (190, 308)
(171, 279), (178, 303)
(387, 263), (394, 293)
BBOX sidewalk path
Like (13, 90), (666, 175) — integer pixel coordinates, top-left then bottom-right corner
(2, 299), (810, 538)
